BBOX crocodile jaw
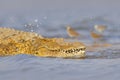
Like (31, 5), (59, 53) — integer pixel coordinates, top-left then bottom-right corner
(0, 27), (86, 58)
(34, 46), (86, 58)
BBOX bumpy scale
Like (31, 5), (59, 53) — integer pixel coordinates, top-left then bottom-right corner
(0, 27), (86, 58)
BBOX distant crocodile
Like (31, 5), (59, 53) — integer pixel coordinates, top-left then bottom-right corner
(0, 27), (86, 58)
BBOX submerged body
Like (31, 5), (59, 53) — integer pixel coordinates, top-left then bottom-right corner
(0, 27), (86, 58)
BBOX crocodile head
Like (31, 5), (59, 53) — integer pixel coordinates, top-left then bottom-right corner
(0, 27), (86, 58)
(33, 38), (86, 58)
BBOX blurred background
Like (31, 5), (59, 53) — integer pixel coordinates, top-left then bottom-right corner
(0, 0), (120, 14)
(0, 1), (119, 25)
(0, 0), (120, 38)
(0, 0), (120, 25)
(0, 0), (120, 43)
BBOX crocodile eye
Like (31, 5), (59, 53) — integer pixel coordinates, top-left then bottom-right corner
(19, 39), (25, 42)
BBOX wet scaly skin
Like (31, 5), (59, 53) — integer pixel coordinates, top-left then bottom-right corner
(0, 27), (86, 58)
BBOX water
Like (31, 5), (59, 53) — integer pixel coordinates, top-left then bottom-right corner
(0, 0), (120, 80)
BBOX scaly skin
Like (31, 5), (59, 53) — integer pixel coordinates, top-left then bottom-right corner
(0, 27), (86, 58)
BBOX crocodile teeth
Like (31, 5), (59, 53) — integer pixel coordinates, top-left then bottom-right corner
(62, 47), (85, 54)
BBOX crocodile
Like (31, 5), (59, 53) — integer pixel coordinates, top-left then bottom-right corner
(0, 27), (86, 58)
